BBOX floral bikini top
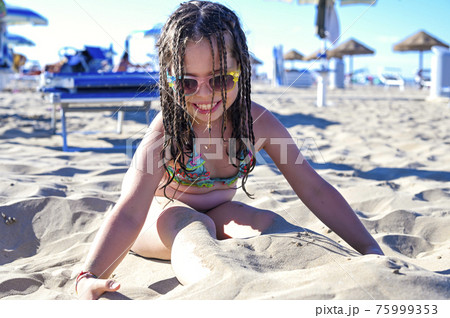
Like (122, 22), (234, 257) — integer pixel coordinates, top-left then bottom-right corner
(167, 146), (253, 188)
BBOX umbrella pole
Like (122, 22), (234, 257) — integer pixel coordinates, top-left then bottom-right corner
(317, 72), (326, 107)
(349, 56), (353, 86)
(317, 39), (327, 107)
(418, 51), (424, 85)
(419, 51), (423, 72)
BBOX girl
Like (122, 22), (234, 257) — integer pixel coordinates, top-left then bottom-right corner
(76, 1), (383, 300)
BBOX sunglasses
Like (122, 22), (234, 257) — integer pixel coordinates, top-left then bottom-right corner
(167, 70), (240, 96)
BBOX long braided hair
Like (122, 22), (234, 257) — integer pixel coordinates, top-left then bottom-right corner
(157, 1), (255, 198)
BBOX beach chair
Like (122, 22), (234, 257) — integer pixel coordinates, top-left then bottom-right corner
(284, 69), (315, 88)
(0, 38), (14, 91)
(378, 67), (405, 90)
(40, 71), (159, 152)
(58, 45), (113, 74)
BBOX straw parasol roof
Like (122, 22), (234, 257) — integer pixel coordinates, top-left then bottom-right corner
(329, 38), (374, 56)
(250, 55), (263, 65)
(328, 38), (375, 79)
(393, 30), (449, 52)
(393, 30), (448, 73)
(303, 49), (342, 61)
(283, 49), (304, 61)
(303, 50), (321, 62)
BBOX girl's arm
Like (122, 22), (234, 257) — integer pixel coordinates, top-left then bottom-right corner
(254, 105), (383, 255)
(77, 122), (166, 299)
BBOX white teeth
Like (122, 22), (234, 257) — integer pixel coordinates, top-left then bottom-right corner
(195, 104), (213, 110)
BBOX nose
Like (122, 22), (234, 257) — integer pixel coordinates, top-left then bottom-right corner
(195, 79), (212, 96)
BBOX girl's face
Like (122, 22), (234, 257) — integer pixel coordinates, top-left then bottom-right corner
(181, 36), (239, 126)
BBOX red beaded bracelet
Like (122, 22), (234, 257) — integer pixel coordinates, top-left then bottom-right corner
(75, 271), (98, 295)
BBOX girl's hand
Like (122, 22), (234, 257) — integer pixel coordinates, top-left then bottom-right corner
(76, 276), (120, 300)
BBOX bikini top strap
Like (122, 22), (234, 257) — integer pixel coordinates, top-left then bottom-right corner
(190, 138), (202, 165)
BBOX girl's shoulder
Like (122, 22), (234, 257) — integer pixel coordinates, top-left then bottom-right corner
(148, 111), (164, 132)
(250, 101), (289, 141)
(250, 101), (267, 117)
(131, 112), (167, 172)
(140, 111), (164, 141)
(250, 101), (281, 128)
(138, 112), (165, 151)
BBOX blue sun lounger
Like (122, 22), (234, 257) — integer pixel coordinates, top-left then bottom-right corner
(40, 71), (159, 152)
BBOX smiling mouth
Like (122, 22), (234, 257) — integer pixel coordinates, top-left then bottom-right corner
(192, 100), (221, 114)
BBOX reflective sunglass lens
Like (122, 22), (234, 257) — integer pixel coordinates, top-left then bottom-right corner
(183, 78), (198, 94)
(225, 75), (236, 90)
(209, 75), (234, 91)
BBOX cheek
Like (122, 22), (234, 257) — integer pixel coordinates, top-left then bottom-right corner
(225, 87), (238, 109)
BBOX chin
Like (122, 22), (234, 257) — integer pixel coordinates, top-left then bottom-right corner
(191, 111), (224, 125)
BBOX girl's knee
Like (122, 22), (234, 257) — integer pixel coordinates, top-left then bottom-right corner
(260, 212), (301, 235)
(157, 207), (215, 235)
(255, 210), (278, 232)
(132, 207), (215, 260)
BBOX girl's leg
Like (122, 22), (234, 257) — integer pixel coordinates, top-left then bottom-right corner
(131, 196), (216, 260)
(131, 196), (219, 285)
(131, 198), (301, 285)
(131, 197), (225, 285)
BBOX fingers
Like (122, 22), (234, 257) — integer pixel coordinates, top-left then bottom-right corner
(77, 278), (120, 300)
(105, 279), (121, 291)
(91, 279), (121, 294)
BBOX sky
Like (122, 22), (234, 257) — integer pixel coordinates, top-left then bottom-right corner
(4, 0), (450, 79)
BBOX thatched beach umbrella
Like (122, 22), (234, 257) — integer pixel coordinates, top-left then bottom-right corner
(328, 38), (374, 76)
(250, 55), (263, 65)
(283, 49), (304, 61)
(393, 30), (449, 73)
(330, 38), (374, 55)
(283, 49), (304, 69)
(303, 50), (322, 62)
(250, 54), (263, 78)
(303, 49), (342, 61)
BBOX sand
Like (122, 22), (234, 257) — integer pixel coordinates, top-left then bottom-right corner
(0, 83), (449, 300)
